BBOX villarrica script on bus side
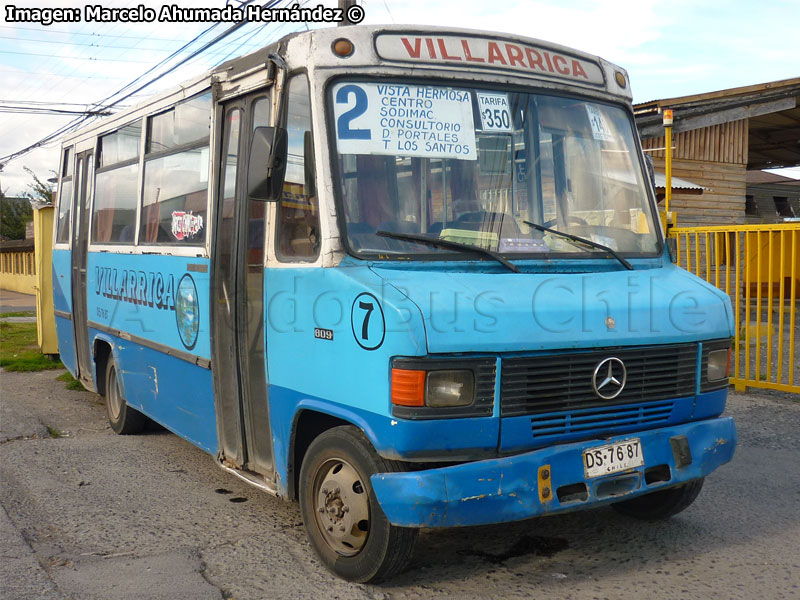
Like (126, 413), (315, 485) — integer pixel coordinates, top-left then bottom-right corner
(94, 266), (176, 311)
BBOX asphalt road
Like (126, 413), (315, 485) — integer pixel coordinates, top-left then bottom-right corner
(1, 368), (798, 600)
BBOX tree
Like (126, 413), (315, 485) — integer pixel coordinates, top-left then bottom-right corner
(0, 167), (53, 240)
(22, 166), (55, 204)
(0, 195), (33, 240)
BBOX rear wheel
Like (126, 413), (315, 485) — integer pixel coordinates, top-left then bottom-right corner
(105, 357), (146, 435)
(611, 478), (705, 520)
(299, 426), (417, 583)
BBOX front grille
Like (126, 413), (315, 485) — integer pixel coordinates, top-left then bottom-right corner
(501, 343), (697, 417)
(530, 400), (674, 438)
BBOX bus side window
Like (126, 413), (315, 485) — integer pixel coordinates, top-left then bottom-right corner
(56, 147), (74, 244)
(93, 122), (141, 245)
(276, 74), (319, 261)
(140, 93), (212, 245)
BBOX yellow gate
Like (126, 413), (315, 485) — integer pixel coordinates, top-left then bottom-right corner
(668, 223), (799, 393)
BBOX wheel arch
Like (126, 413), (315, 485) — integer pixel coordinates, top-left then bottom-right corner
(92, 335), (116, 396)
(288, 406), (378, 501)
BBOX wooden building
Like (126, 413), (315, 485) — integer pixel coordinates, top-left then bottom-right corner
(745, 170), (800, 224)
(634, 78), (800, 227)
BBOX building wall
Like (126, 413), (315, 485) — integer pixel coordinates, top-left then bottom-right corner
(648, 157), (747, 226)
(642, 119), (748, 227)
(745, 182), (800, 224)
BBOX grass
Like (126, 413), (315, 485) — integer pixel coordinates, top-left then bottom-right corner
(56, 371), (85, 391)
(46, 425), (65, 438)
(0, 321), (61, 371)
(1, 311), (36, 318)
(0, 317), (87, 390)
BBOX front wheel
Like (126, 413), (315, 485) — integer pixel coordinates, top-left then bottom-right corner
(105, 357), (146, 435)
(611, 478), (705, 520)
(298, 426), (417, 583)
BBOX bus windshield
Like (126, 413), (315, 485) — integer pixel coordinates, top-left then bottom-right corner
(331, 81), (660, 261)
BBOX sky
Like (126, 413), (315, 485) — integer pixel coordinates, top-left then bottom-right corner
(1, 0), (798, 196)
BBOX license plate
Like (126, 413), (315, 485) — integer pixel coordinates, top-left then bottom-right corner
(583, 439), (644, 478)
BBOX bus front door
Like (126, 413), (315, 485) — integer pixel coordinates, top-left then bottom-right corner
(211, 95), (274, 479)
(71, 150), (94, 387)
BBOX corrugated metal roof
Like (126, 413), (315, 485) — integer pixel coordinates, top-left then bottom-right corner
(653, 173), (705, 191)
(633, 77), (800, 112)
(745, 170), (800, 185)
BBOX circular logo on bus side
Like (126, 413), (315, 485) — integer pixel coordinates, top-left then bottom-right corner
(350, 292), (385, 351)
(175, 274), (199, 350)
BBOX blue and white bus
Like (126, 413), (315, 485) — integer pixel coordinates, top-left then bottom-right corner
(52, 25), (736, 582)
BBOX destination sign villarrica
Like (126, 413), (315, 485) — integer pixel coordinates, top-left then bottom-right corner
(375, 33), (605, 85)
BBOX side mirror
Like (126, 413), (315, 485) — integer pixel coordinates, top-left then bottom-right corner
(248, 126), (288, 201)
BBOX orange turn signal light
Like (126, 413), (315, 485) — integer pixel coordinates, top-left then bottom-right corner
(727, 348), (732, 378)
(391, 368), (426, 406)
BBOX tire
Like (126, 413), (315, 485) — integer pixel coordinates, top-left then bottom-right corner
(611, 477), (705, 520)
(105, 357), (146, 435)
(298, 426), (418, 583)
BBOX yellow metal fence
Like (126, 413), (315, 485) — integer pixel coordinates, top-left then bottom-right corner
(668, 223), (799, 394)
(0, 245), (37, 295)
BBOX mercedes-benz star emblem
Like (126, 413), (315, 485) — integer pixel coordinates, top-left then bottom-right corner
(592, 357), (627, 400)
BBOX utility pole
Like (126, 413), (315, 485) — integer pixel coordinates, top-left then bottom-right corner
(339, 0), (357, 26)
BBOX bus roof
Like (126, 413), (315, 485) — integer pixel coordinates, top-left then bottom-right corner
(61, 24), (630, 147)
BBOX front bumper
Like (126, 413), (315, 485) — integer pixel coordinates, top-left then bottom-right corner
(371, 417), (736, 528)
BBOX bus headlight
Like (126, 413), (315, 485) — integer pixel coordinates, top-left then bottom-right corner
(707, 348), (731, 381)
(426, 370), (474, 407)
(390, 368), (474, 407)
(390, 358), (493, 418)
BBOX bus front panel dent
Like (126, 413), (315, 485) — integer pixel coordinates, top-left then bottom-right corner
(371, 417), (736, 528)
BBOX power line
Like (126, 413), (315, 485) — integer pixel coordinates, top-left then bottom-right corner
(0, 19), (148, 100)
(0, 18), (233, 163)
(90, 0), (283, 112)
(0, 33), (190, 51)
(0, 106), (113, 116)
(0, 99), (117, 107)
(0, 48), (162, 64)
(3, 0), (292, 157)
(1, 16), (278, 101)
(0, 68), (129, 80)
(0, 0), (292, 166)
(0, 24), (189, 43)
(213, 22), (270, 65)
(8, 30), (229, 58)
(0, 31), (267, 56)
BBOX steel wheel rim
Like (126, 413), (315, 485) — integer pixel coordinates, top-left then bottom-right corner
(312, 457), (370, 556)
(107, 366), (122, 421)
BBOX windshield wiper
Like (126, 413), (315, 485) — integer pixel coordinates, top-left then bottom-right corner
(523, 221), (633, 270)
(375, 230), (520, 273)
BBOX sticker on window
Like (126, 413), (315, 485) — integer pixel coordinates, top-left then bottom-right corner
(332, 82), (476, 160)
(585, 105), (614, 142)
(172, 211), (204, 241)
(477, 92), (512, 132)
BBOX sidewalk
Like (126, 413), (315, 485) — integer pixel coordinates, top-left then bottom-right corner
(0, 290), (36, 314)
